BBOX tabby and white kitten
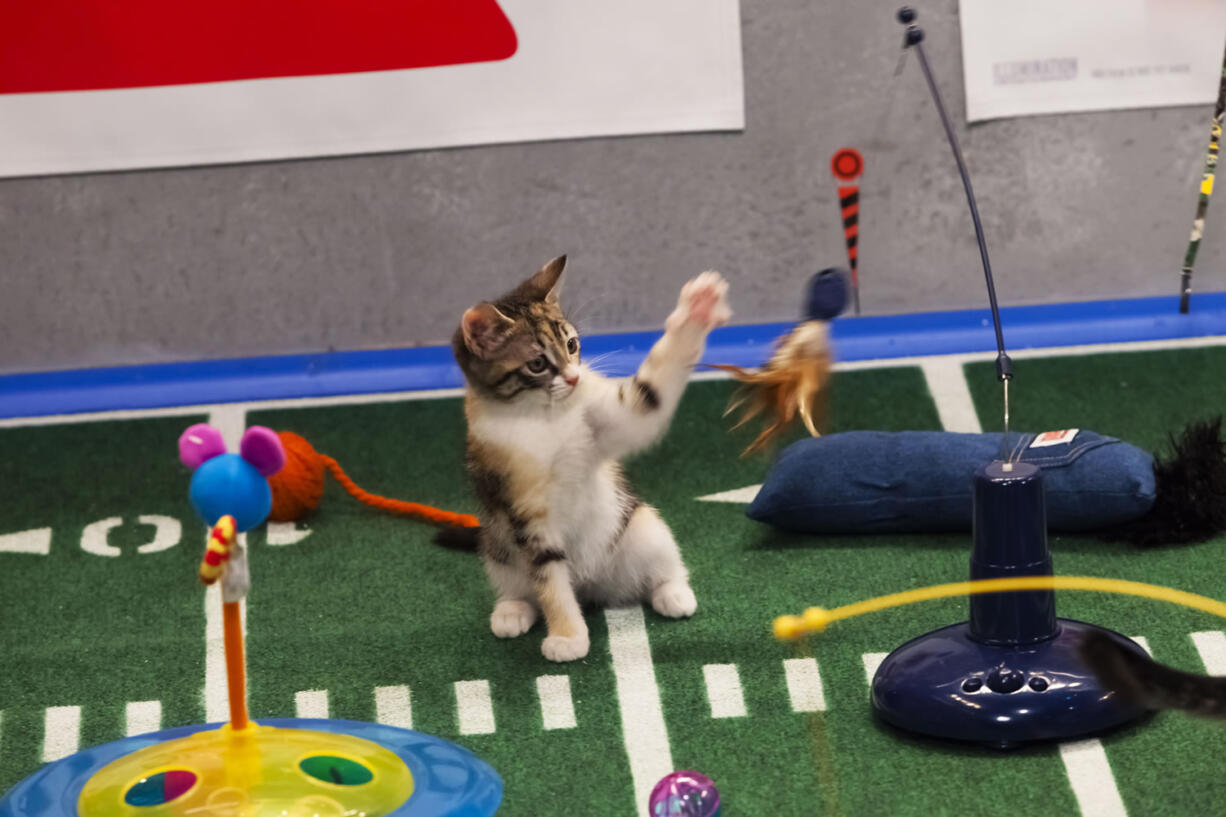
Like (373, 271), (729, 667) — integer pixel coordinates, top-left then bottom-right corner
(449, 256), (731, 662)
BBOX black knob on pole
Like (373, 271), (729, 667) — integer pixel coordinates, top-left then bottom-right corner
(897, 7), (924, 45)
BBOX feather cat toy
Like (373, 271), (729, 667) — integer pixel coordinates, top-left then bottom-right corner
(710, 268), (848, 455)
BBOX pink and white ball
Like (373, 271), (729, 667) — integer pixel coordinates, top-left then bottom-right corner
(648, 771), (720, 817)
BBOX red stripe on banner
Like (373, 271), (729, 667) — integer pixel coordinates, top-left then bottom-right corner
(841, 203), (859, 219)
(0, 0), (518, 94)
(837, 185), (859, 201)
(844, 224), (859, 239)
(848, 246), (858, 260)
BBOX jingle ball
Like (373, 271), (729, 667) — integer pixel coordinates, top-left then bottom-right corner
(648, 770), (721, 817)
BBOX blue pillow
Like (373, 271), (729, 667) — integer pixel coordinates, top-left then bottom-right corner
(746, 430), (1156, 534)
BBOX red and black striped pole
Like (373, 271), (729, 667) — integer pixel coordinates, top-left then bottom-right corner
(831, 148), (864, 314)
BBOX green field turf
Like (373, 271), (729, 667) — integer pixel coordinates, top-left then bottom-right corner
(3, 345), (1226, 815)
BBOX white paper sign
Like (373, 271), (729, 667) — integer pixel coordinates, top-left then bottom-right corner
(960, 0), (1226, 122)
(0, 0), (744, 178)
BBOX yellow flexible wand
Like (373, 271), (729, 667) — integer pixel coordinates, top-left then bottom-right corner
(773, 575), (1226, 640)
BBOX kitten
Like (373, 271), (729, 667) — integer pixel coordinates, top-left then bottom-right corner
(447, 255), (731, 662)
(1079, 631), (1226, 717)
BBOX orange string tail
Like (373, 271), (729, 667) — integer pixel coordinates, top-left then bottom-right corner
(320, 456), (480, 528)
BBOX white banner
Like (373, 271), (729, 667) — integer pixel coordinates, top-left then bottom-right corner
(960, 0), (1226, 122)
(0, 0), (743, 178)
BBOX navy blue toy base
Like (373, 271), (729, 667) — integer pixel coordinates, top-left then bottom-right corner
(870, 461), (1149, 747)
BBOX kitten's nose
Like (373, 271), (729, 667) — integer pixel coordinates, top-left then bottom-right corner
(564, 373), (580, 387)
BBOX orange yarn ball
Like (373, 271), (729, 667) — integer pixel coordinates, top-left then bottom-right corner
(267, 431), (325, 522)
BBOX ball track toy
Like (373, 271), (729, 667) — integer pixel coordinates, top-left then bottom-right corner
(0, 423), (502, 817)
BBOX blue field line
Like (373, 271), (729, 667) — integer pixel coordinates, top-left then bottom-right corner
(3, 292), (1226, 419)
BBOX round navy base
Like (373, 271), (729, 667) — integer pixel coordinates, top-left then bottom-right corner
(871, 619), (1150, 749)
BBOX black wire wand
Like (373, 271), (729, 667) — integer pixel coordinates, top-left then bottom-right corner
(898, 7), (1014, 453)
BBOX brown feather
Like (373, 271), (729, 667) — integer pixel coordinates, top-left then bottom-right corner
(709, 321), (833, 456)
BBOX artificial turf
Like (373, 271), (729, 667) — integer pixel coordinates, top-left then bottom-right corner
(2, 349), (1226, 815)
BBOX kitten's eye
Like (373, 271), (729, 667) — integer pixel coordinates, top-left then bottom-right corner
(566, 337), (579, 355)
(526, 356), (548, 374)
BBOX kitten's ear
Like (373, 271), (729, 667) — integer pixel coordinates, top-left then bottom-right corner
(516, 255), (566, 304)
(461, 302), (516, 358)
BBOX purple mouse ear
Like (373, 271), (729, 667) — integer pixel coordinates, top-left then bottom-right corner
(179, 423), (227, 470)
(240, 426), (285, 477)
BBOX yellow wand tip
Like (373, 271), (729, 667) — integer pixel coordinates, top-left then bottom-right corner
(802, 606), (832, 633)
(773, 615), (804, 640)
(773, 607), (832, 640)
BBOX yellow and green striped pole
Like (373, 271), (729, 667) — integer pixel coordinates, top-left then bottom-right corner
(1180, 40), (1226, 313)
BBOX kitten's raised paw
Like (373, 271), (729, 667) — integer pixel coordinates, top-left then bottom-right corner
(652, 580), (697, 618)
(491, 600), (537, 638)
(541, 633), (590, 662)
(667, 271), (732, 335)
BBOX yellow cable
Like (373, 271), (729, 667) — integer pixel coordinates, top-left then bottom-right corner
(773, 576), (1226, 640)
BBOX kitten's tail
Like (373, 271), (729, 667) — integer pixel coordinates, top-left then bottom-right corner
(1079, 630), (1226, 717)
(433, 525), (480, 553)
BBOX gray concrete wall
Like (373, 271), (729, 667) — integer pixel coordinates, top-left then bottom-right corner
(0, 0), (1218, 374)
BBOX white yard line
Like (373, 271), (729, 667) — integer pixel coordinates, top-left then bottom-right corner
(454, 680), (496, 735)
(1130, 636), (1151, 656)
(605, 606), (673, 817)
(265, 521), (312, 546)
(1059, 741), (1128, 817)
(702, 664), (747, 719)
(374, 685), (413, 730)
(919, 358), (983, 433)
(0, 527), (51, 555)
(696, 485), (762, 504)
(202, 581), (239, 724)
(295, 689), (329, 719)
(1190, 631), (1226, 673)
(124, 700), (162, 736)
(536, 675), (578, 730)
(783, 657), (827, 712)
(42, 706), (80, 762)
(861, 652), (888, 683)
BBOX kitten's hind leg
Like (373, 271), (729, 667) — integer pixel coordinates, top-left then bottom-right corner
(622, 505), (697, 618)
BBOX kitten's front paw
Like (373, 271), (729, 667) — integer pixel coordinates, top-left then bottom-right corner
(651, 580), (697, 618)
(541, 633), (590, 662)
(666, 271), (732, 336)
(491, 600), (537, 638)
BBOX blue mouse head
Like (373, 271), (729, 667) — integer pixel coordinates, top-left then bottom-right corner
(803, 268), (850, 322)
(178, 423), (285, 532)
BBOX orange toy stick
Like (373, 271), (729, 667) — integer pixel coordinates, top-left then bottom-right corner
(223, 600), (249, 730)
